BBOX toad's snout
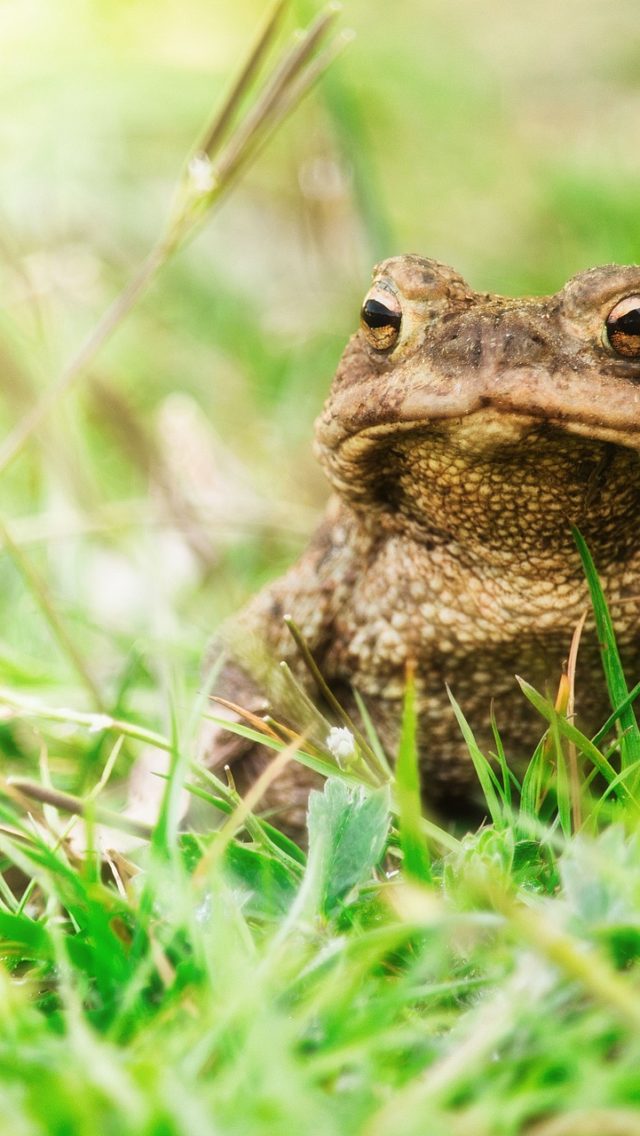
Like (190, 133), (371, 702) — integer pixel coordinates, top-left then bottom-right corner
(427, 305), (558, 379)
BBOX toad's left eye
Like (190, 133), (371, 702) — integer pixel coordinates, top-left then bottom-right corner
(604, 295), (640, 359)
(360, 286), (402, 351)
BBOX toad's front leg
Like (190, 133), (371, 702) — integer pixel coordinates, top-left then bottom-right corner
(199, 501), (357, 837)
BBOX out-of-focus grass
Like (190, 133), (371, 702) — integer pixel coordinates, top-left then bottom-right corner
(2, 633), (640, 1134)
(1, 0), (639, 714)
(0, 3), (640, 1130)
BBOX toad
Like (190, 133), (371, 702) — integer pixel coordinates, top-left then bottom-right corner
(203, 255), (640, 834)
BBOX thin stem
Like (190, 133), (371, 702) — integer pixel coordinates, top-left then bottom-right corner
(284, 615), (384, 777)
(526, 1108), (640, 1136)
(0, 687), (172, 751)
(7, 779), (153, 841)
(0, 516), (104, 709)
(211, 28), (353, 210)
(0, 245), (164, 478)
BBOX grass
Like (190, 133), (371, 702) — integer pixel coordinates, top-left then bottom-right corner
(2, 615), (640, 1134)
(1, 0), (640, 1132)
(0, 541), (639, 1133)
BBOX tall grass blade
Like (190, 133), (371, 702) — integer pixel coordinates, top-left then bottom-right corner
(489, 706), (517, 807)
(573, 526), (640, 779)
(352, 688), (393, 779)
(550, 715), (572, 838)
(395, 669), (431, 883)
(592, 678), (640, 748)
(517, 678), (623, 790)
(447, 687), (504, 827)
(519, 735), (550, 820)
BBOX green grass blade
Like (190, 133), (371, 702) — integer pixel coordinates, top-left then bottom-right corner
(519, 735), (549, 819)
(489, 706), (519, 806)
(589, 759), (640, 826)
(550, 715), (572, 838)
(517, 678), (622, 788)
(395, 671), (431, 883)
(573, 526), (640, 776)
(591, 678), (640, 748)
(447, 687), (505, 827)
(352, 688), (393, 779)
(150, 687), (186, 861)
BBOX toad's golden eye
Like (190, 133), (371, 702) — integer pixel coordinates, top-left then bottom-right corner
(604, 295), (640, 359)
(360, 287), (402, 351)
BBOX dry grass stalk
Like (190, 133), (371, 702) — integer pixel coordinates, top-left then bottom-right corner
(0, 0), (347, 477)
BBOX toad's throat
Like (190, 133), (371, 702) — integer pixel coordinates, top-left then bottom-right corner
(322, 417), (640, 557)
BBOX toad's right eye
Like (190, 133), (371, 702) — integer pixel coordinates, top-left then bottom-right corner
(360, 288), (402, 351)
(604, 295), (640, 360)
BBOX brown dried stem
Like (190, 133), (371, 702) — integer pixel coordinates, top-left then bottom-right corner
(198, 0), (289, 157)
(8, 778), (153, 841)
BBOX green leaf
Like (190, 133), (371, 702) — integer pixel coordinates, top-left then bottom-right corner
(306, 778), (390, 916)
(0, 911), (52, 961)
(224, 843), (299, 920)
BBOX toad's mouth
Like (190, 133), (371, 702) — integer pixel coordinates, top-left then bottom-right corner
(316, 408), (640, 547)
(315, 363), (640, 460)
(319, 406), (640, 470)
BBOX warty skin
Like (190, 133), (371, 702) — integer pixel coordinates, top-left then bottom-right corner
(203, 255), (640, 835)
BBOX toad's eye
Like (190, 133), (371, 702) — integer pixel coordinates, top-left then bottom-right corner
(360, 288), (402, 351)
(604, 295), (640, 359)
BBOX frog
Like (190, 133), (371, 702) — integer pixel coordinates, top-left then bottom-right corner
(202, 255), (640, 837)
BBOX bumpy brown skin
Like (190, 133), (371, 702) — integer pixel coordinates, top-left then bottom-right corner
(203, 255), (640, 836)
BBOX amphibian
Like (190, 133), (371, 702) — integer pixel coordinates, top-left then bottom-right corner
(204, 255), (640, 834)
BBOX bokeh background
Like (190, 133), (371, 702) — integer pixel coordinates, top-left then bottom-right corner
(1, 0), (639, 787)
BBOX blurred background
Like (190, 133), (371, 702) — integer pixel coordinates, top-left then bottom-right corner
(0, 0), (639, 788)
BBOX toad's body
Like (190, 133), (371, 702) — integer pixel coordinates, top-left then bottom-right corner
(205, 256), (640, 831)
